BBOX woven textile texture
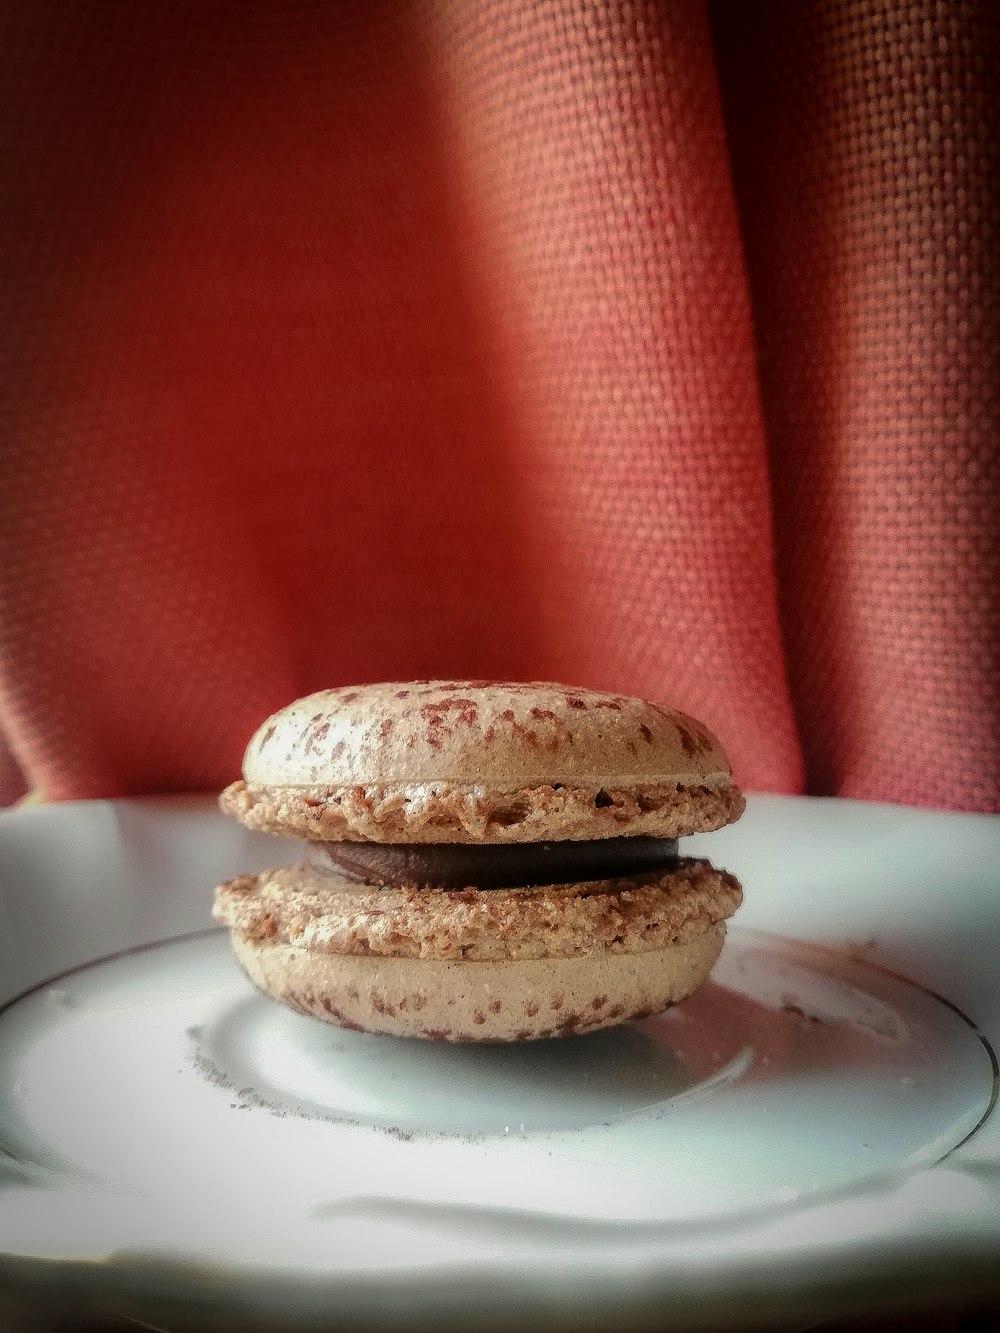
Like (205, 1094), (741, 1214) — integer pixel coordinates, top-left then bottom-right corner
(1, 0), (996, 812)
(714, 0), (1000, 811)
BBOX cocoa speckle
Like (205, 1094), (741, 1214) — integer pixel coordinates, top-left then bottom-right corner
(221, 875), (257, 896)
(411, 994), (426, 1010)
(259, 724), (277, 750)
(676, 724), (699, 758)
(304, 722), (330, 754)
(592, 994), (608, 1009)
(525, 1001), (539, 1017)
(488, 999), (502, 1014)
(422, 1028), (450, 1041)
(395, 690), (410, 699)
(675, 716), (713, 758)
(341, 692), (360, 703)
(606, 1004), (624, 1019)
(371, 993), (395, 1017)
(253, 912), (279, 940)
(557, 1015), (582, 1035)
(330, 739), (345, 760)
(595, 700), (623, 711)
(420, 697), (478, 750)
(530, 707), (558, 721)
(484, 725), (496, 746)
(501, 708), (540, 748)
(346, 985), (359, 1001)
(550, 995), (564, 1011)
(422, 697), (478, 723)
(567, 696), (587, 710)
(379, 718), (394, 740)
(473, 1010), (486, 1025)
(639, 724), (653, 743)
(515, 1029), (533, 1041)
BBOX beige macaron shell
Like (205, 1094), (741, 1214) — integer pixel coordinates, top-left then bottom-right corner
(213, 861), (742, 963)
(242, 681), (732, 790)
(231, 926), (726, 1042)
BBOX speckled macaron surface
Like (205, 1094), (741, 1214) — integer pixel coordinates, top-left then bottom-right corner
(244, 681), (731, 787)
(221, 680), (744, 843)
(214, 860), (743, 963)
(214, 680), (746, 1040)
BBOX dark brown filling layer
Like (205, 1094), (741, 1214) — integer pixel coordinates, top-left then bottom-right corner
(306, 836), (680, 889)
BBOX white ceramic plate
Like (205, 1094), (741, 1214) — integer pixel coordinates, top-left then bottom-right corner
(0, 794), (998, 1330)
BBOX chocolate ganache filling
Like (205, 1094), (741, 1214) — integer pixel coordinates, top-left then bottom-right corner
(306, 836), (681, 889)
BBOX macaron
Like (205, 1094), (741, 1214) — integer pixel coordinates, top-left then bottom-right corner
(213, 680), (744, 1041)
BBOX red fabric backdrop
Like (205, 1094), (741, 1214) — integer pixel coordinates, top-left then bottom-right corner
(1, 1), (997, 812)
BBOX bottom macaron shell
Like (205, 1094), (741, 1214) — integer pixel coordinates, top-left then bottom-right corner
(230, 925), (726, 1042)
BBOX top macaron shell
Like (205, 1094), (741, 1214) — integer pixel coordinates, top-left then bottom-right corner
(243, 681), (732, 791)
